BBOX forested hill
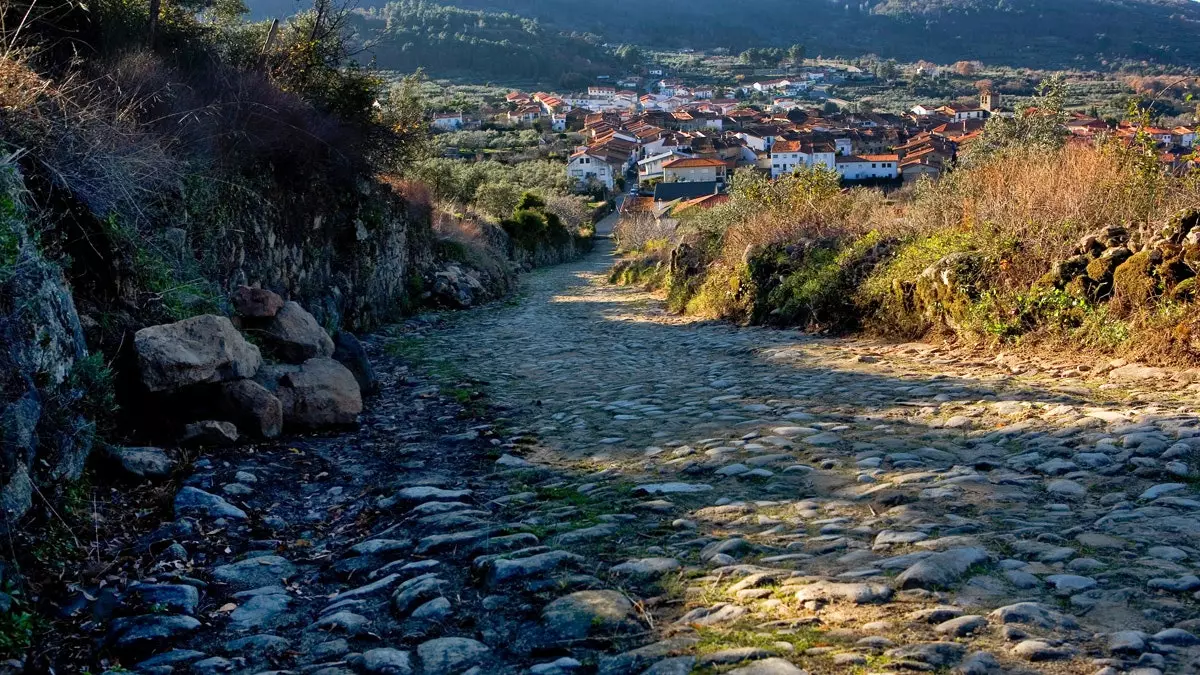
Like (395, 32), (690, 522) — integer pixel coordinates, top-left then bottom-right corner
(255, 1), (619, 83)
(446, 0), (1200, 67)
(244, 0), (1200, 68)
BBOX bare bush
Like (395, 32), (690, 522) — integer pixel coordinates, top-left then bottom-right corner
(0, 56), (179, 226)
(613, 213), (677, 252)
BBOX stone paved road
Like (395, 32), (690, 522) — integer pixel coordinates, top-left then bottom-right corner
(412, 238), (1200, 674)
(116, 240), (1200, 675)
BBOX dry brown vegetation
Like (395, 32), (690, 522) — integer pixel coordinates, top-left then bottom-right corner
(612, 140), (1200, 363)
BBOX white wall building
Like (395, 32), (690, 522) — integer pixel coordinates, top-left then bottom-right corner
(568, 150), (615, 191)
(835, 154), (899, 181)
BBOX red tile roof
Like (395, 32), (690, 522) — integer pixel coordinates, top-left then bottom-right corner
(663, 157), (728, 169)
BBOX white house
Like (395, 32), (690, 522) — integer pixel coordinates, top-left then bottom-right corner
(638, 150), (691, 186)
(588, 86), (617, 98)
(737, 131), (778, 152)
(1174, 126), (1197, 147)
(937, 104), (987, 121)
(769, 140), (836, 178)
(911, 104), (938, 117)
(431, 113), (464, 131)
(568, 150), (615, 191)
(662, 157), (728, 186)
(835, 154), (899, 181)
(834, 137), (853, 156)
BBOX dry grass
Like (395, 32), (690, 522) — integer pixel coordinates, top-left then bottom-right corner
(613, 212), (678, 253)
(0, 55), (179, 225)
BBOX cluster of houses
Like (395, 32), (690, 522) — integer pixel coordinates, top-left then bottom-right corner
(559, 91), (1018, 206)
(487, 81), (1200, 220)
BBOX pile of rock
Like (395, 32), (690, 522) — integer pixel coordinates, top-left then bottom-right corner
(1038, 209), (1200, 309)
(131, 287), (375, 451)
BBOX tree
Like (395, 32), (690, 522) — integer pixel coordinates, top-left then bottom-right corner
(787, 43), (805, 64)
(966, 76), (1069, 163)
(953, 60), (977, 76)
(875, 59), (898, 82)
(614, 44), (643, 67)
(379, 71), (433, 170)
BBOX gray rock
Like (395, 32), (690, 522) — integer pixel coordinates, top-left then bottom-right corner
(392, 574), (447, 617)
(313, 611), (370, 635)
(263, 301), (335, 364)
(1045, 574), (1097, 595)
(127, 583), (199, 615)
(135, 315), (261, 392)
(231, 286), (284, 318)
(191, 656), (234, 675)
(104, 446), (175, 480)
(1151, 628), (1200, 646)
(726, 658), (808, 674)
(211, 556), (296, 590)
(530, 657), (584, 674)
(635, 482), (713, 495)
(884, 642), (966, 668)
(1139, 483), (1187, 501)
(896, 547), (989, 590)
(1012, 640), (1073, 661)
(639, 657), (696, 674)
(257, 358), (362, 428)
(360, 648), (413, 675)
(935, 615), (987, 637)
(415, 637), (489, 674)
(608, 557), (681, 581)
(990, 602), (1077, 630)
(793, 581), (893, 604)
(229, 592), (294, 630)
(390, 486), (473, 506)
(956, 651), (1000, 675)
(541, 590), (638, 641)
(1147, 575), (1200, 592)
(596, 638), (700, 675)
(410, 597), (452, 622)
(135, 650), (207, 669)
(181, 420), (239, 447)
(217, 379), (283, 439)
(107, 614), (201, 653)
(1109, 630), (1148, 654)
(484, 551), (583, 587)
(333, 332), (379, 395)
(174, 487), (247, 520)
(225, 634), (291, 656)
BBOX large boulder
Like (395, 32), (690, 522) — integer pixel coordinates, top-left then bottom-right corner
(262, 302), (334, 364)
(135, 315), (261, 392)
(256, 358), (362, 428)
(216, 379), (283, 439)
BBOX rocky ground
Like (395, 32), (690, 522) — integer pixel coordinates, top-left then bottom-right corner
(92, 238), (1200, 675)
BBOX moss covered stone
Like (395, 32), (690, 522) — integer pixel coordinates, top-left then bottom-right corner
(1170, 277), (1197, 302)
(1111, 251), (1157, 313)
(1086, 248), (1131, 283)
(915, 252), (988, 327)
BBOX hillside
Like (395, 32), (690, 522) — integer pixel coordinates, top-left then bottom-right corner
(246, 0), (1200, 68)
